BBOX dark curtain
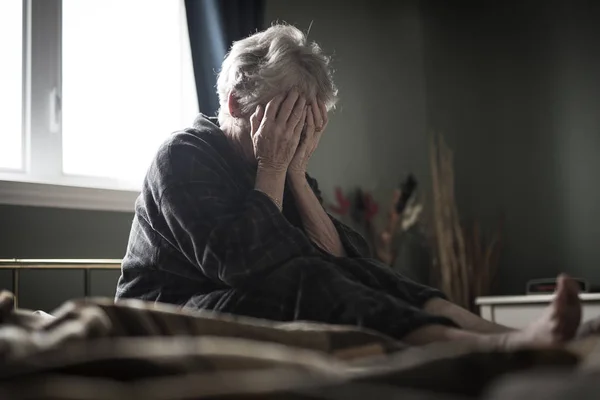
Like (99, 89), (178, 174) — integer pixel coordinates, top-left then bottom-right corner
(185, 0), (265, 117)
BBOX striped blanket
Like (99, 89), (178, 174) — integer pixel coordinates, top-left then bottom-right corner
(0, 290), (599, 400)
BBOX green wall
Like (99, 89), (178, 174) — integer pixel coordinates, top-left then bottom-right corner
(265, 0), (434, 235)
(0, 205), (132, 311)
(0, 205), (132, 259)
(419, 0), (600, 293)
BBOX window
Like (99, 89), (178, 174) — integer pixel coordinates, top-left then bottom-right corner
(62, 0), (198, 184)
(0, 0), (198, 211)
(0, 1), (24, 171)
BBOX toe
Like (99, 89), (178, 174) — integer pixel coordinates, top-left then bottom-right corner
(559, 275), (581, 304)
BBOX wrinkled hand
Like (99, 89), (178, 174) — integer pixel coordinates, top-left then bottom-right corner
(251, 90), (307, 172)
(288, 100), (328, 175)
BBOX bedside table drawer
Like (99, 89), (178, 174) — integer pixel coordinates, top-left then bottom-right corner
(492, 304), (547, 329)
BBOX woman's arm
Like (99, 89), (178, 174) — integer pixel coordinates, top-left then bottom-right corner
(286, 100), (372, 258)
(156, 91), (313, 288)
(288, 172), (345, 256)
(159, 178), (316, 289)
(287, 100), (346, 256)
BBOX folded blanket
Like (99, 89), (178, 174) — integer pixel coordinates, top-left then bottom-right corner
(0, 290), (594, 400)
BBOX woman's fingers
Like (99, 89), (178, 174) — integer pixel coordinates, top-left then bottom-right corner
(290, 106), (307, 149)
(311, 101), (323, 131)
(287, 95), (307, 129)
(276, 89), (300, 122)
(257, 103), (266, 121)
(308, 106), (323, 154)
(306, 105), (316, 133)
(250, 104), (265, 135)
(307, 106), (316, 135)
(318, 100), (328, 130)
(264, 94), (285, 121)
(303, 107), (316, 153)
(294, 106), (308, 138)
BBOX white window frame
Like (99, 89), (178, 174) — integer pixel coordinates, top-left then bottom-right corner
(0, 0), (193, 212)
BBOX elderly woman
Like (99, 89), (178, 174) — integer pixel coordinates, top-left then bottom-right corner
(116, 25), (582, 348)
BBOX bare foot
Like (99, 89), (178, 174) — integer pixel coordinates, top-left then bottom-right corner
(501, 274), (582, 349)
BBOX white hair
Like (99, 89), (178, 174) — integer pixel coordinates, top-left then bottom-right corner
(216, 24), (338, 127)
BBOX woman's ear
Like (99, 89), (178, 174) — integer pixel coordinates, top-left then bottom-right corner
(227, 92), (242, 118)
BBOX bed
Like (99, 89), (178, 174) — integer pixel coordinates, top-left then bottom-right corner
(0, 290), (599, 400)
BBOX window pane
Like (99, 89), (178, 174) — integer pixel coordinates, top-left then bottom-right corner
(62, 0), (198, 187)
(0, 1), (23, 170)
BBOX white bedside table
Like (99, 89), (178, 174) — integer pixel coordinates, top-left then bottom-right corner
(475, 293), (600, 329)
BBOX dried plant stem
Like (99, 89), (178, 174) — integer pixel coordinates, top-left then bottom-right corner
(429, 134), (502, 311)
